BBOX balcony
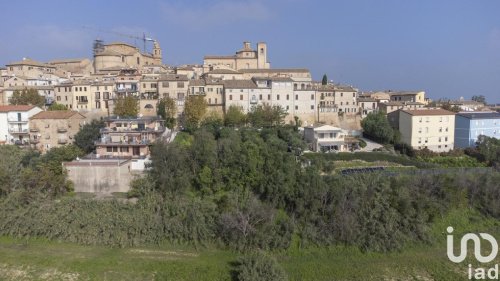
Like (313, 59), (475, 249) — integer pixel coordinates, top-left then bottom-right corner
(8, 128), (29, 134)
(77, 99), (89, 104)
(95, 138), (151, 146)
(30, 128), (40, 132)
(250, 97), (258, 104)
(57, 127), (68, 133)
(141, 93), (159, 100)
(58, 139), (68, 144)
(31, 139), (40, 144)
(8, 117), (28, 123)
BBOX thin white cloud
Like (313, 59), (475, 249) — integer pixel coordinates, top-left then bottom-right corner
(159, 0), (272, 30)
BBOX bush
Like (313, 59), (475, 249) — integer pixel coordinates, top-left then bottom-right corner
(358, 138), (367, 148)
(234, 252), (288, 281)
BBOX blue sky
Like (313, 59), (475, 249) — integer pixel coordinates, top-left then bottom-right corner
(1, 0), (499, 102)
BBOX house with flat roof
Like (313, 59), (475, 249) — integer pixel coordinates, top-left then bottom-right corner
(95, 116), (165, 158)
(455, 111), (500, 148)
(304, 124), (357, 152)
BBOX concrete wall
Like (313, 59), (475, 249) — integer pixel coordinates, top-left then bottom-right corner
(65, 160), (135, 193)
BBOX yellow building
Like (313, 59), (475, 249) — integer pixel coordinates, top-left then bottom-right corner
(397, 108), (455, 152)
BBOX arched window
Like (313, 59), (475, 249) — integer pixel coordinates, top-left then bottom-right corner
(144, 104), (154, 109)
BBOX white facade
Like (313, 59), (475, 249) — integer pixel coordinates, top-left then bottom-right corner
(0, 105), (42, 144)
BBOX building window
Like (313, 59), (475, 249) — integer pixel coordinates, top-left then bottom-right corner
(259, 94), (262, 100)
(177, 82), (184, 88)
(268, 94), (271, 100)
(295, 105), (298, 110)
(311, 94), (314, 100)
(240, 95), (243, 100)
(286, 95), (289, 100)
(162, 82), (169, 88)
(229, 95), (232, 101)
(277, 95), (280, 100)
(311, 105), (314, 110)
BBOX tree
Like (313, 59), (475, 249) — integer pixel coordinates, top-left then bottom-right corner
(157, 97), (177, 129)
(321, 74), (328, 85)
(472, 95), (487, 104)
(247, 105), (287, 127)
(441, 103), (460, 113)
(476, 135), (500, 167)
(48, 103), (67, 111)
(361, 111), (395, 144)
(10, 88), (45, 107)
(225, 105), (246, 127)
(113, 96), (138, 117)
(183, 95), (207, 129)
(74, 119), (105, 154)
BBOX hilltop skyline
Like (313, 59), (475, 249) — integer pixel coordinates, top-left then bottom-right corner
(1, 0), (499, 102)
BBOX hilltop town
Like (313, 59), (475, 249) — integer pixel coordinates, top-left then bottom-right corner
(0, 39), (499, 193)
(0, 38), (500, 280)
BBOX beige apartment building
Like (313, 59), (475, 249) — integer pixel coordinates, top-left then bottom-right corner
(379, 101), (425, 114)
(316, 84), (358, 115)
(5, 58), (56, 77)
(397, 108), (455, 152)
(158, 74), (189, 116)
(203, 42), (270, 72)
(29, 111), (86, 153)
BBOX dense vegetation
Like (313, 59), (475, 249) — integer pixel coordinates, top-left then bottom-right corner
(1, 117), (500, 279)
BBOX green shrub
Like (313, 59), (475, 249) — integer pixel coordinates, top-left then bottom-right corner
(234, 252), (288, 281)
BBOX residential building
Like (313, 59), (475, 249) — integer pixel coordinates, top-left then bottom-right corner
(396, 108), (456, 152)
(304, 124), (355, 152)
(378, 101), (425, 114)
(95, 116), (165, 158)
(29, 111), (86, 153)
(316, 84), (358, 115)
(0, 105), (42, 145)
(5, 58), (56, 77)
(455, 112), (500, 148)
(158, 74), (189, 116)
(358, 97), (378, 116)
(388, 90), (427, 104)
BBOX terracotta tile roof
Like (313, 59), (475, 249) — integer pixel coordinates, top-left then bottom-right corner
(30, 111), (85, 119)
(401, 108), (455, 116)
(0, 105), (36, 112)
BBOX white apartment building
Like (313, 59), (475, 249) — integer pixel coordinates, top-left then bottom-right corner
(0, 105), (42, 145)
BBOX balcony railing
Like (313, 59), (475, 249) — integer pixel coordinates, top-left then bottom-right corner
(100, 126), (165, 134)
(95, 139), (151, 146)
(8, 128), (29, 134)
(31, 139), (40, 144)
(58, 139), (68, 144)
(7, 118), (28, 123)
(57, 128), (68, 133)
(141, 93), (159, 100)
(30, 128), (40, 132)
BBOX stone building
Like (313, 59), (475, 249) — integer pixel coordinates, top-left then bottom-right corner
(29, 111), (86, 153)
(93, 41), (162, 74)
(203, 42), (270, 72)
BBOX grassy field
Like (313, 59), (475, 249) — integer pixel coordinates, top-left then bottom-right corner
(0, 208), (498, 281)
